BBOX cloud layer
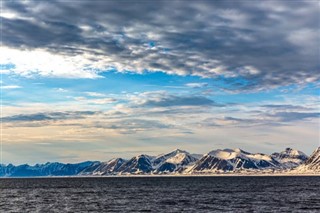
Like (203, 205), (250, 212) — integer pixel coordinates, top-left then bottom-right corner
(1, 1), (319, 164)
(2, 0), (319, 90)
(3, 90), (319, 132)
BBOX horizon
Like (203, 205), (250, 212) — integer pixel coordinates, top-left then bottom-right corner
(1, 1), (319, 165)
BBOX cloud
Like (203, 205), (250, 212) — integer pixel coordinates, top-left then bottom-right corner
(1, 85), (22, 89)
(142, 95), (217, 107)
(1, 1), (319, 90)
(84, 92), (107, 97)
(3, 111), (98, 123)
(185, 83), (208, 88)
(213, 111), (320, 127)
(272, 112), (320, 122)
(0, 47), (101, 79)
(131, 91), (222, 107)
(55, 88), (68, 92)
(90, 119), (172, 134)
(260, 104), (311, 111)
(74, 96), (117, 105)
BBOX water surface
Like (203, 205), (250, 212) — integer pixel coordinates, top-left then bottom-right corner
(0, 176), (319, 212)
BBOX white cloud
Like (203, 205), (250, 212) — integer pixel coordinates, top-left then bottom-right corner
(1, 85), (22, 89)
(89, 98), (117, 105)
(55, 88), (68, 92)
(75, 96), (117, 105)
(0, 47), (103, 79)
(0, 12), (18, 19)
(238, 66), (260, 75)
(185, 83), (208, 88)
(84, 92), (106, 97)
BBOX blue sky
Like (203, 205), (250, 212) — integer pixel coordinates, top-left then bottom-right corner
(1, 0), (319, 164)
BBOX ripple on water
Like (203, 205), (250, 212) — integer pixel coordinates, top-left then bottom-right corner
(0, 176), (319, 212)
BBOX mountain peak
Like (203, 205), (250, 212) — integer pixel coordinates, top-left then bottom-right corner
(1, 147), (316, 177)
(305, 147), (320, 166)
(271, 148), (308, 168)
(135, 154), (151, 159)
(276, 148), (307, 157)
(191, 148), (281, 173)
(284, 148), (302, 156)
(172, 148), (188, 154)
(295, 147), (320, 172)
(207, 149), (240, 160)
(233, 148), (242, 152)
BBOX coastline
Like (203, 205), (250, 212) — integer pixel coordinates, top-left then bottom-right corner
(1, 172), (320, 179)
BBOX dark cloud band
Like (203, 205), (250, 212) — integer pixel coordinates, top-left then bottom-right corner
(2, 0), (319, 90)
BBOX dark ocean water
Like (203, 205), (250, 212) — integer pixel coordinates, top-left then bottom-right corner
(0, 176), (319, 212)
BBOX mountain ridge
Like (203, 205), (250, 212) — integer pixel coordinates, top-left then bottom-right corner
(294, 147), (320, 173)
(1, 147), (318, 177)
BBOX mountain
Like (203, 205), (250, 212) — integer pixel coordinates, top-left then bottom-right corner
(153, 149), (187, 166)
(80, 158), (126, 175)
(295, 147), (320, 172)
(153, 149), (199, 173)
(271, 148), (308, 168)
(78, 161), (102, 175)
(1, 147), (317, 176)
(0, 161), (98, 177)
(187, 148), (281, 173)
(305, 147), (320, 170)
(117, 154), (154, 174)
(80, 149), (199, 175)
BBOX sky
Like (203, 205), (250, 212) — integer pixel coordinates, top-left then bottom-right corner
(0, 0), (319, 164)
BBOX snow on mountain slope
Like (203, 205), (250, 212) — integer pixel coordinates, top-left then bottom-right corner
(153, 149), (189, 166)
(153, 149), (199, 173)
(117, 154), (154, 174)
(78, 162), (101, 175)
(80, 158), (126, 175)
(295, 147), (320, 173)
(78, 150), (198, 175)
(166, 153), (196, 165)
(271, 148), (308, 168)
(306, 147), (320, 168)
(187, 148), (281, 173)
(102, 158), (127, 174)
(1, 147), (316, 176)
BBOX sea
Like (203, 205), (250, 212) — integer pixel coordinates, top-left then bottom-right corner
(0, 176), (319, 212)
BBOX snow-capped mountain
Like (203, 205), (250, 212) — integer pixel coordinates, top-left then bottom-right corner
(117, 154), (154, 174)
(153, 149), (187, 166)
(295, 147), (320, 172)
(79, 149), (199, 175)
(80, 158), (126, 175)
(187, 148), (281, 173)
(1, 147), (317, 176)
(153, 149), (199, 173)
(0, 161), (97, 177)
(271, 148), (308, 168)
(305, 147), (320, 170)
